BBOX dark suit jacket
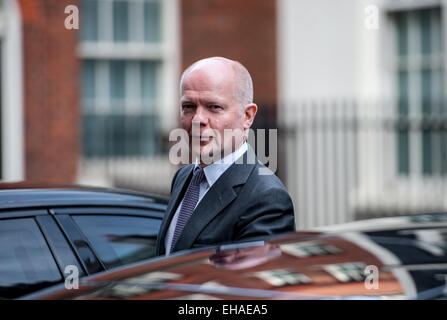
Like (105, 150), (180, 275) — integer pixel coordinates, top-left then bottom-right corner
(156, 147), (295, 255)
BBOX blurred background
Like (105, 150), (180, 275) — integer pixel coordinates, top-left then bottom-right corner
(0, 0), (446, 229)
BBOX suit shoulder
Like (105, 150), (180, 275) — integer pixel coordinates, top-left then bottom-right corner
(176, 163), (194, 174)
(247, 162), (288, 191)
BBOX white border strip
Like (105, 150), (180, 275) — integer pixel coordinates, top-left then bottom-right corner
(2, 0), (24, 181)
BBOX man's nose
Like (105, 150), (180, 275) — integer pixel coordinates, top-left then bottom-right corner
(191, 106), (208, 126)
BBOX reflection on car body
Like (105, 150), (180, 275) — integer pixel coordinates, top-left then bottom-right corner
(24, 212), (447, 300)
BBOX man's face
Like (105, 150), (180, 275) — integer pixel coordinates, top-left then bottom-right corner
(180, 63), (247, 165)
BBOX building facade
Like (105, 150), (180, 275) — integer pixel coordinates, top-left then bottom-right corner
(278, 0), (447, 227)
(1, 0), (279, 195)
(3, 0), (445, 229)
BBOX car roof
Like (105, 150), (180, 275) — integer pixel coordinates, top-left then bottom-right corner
(24, 213), (447, 300)
(314, 212), (447, 233)
(0, 181), (168, 211)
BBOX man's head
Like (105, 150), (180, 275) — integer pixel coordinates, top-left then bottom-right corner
(180, 57), (257, 166)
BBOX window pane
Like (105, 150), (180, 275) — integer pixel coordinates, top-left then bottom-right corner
(0, 218), (62, 299)
(422, 69), (432, 175)
(82, 114), (162, 158)
(144, 0), (161, 43)
(419, 9), (431, 56)
(109, 114), (161, 157)
(397, 71), (409, 175)
(82, 114), (108, 157)
(433, 69), (444, 113)
(141, 61), (157, 106)
(80, 0), (98, 42)
(110, 60), (126, 110)
(72, 215), (161, 269)
(438, 70), (447, 175)
(398, 71), (409, 116)
(141, 114), (160, 155)
(422, 69), (432, 116)
(113, 0), (129, 42)
(82, 60), (95, 105)
(395, 11), (409, 176)
(125, 115), (141, 155)
(442, 130), (447, 175)
(110, 114), (126, 156)
(396, 12), (408, 57)
(422, 130), (432, 175)
(432, 9), (443, 54)
(398, 130), (409, 175)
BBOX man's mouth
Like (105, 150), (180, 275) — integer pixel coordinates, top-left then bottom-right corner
(192, 136), (213, 143)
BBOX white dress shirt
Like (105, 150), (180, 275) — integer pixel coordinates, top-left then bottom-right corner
(164, 142), (248, 255)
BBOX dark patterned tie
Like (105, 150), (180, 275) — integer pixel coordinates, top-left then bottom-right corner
(171, 167), (205, 252)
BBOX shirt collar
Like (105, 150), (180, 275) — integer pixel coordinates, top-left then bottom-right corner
(195, 142), (248, 188)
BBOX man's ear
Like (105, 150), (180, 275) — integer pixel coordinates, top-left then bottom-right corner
(243, 103), (258, 130)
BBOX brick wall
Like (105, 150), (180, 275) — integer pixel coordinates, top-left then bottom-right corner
(18, 0), (80, 183)
(181, 0), (277, 124)
(14, 0), (277, 183)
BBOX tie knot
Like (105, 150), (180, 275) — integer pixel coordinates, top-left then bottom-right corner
(191, 167), (205, 186)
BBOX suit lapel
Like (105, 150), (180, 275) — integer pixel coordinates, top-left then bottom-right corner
(156, 165), (194, 254)
(172, 148), (257, 252)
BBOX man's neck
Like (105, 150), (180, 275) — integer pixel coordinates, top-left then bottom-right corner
(197, 141), (247, 168)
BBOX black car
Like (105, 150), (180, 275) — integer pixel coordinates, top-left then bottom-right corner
(0, 182), (168, 299)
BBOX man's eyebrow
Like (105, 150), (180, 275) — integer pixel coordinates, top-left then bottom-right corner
(203, 97), (225, 105)
(207, 100), (224, 105)
(180, 98), (225, 105)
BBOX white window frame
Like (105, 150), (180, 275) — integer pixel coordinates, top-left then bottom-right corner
(0, 0), (24, 181)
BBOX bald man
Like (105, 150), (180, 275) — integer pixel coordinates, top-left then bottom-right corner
(156, 57), (295, 255)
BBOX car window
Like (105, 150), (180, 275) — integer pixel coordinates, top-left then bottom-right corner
(0, 218), (63, 299)
(71, 215), (161, 269)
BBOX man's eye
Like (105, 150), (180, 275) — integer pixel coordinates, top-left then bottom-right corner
(210, 105), (222, 110)
(183, 104), (194, 110)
